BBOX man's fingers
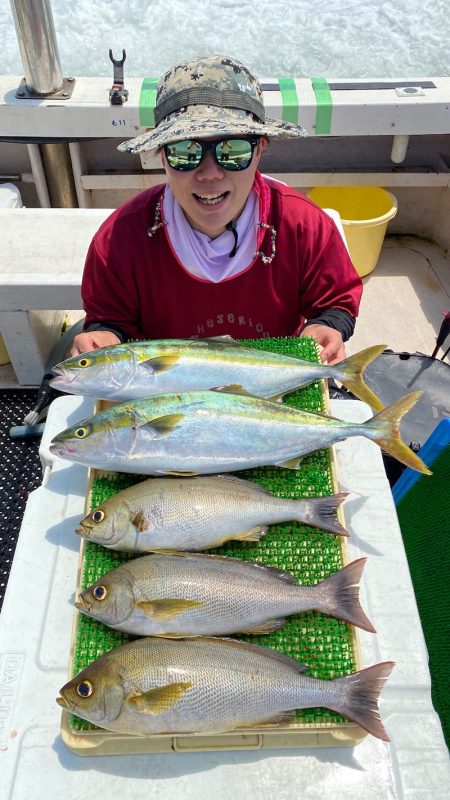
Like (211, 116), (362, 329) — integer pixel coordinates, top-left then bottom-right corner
(70, 331), (121, 356)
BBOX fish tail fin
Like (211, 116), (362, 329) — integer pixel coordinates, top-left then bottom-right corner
(331, 661), (395, 741)
(314, 557), (375, 632)
(293, 493), (350, 536)
(368, 391), (432, 475)
(335, 344), (386, 411)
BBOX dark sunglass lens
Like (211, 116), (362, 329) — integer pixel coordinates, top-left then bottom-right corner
(165, 140), (202, 170)
(216, 139), (254, 170)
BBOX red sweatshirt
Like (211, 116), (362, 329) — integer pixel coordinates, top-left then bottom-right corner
(82, 174), (362, 341)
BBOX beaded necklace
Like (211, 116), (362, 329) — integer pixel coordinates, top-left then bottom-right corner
(147, 194), (277, 266)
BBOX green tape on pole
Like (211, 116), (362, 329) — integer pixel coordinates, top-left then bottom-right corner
(139, 77), (158, 127)
(278, 77), (299, 124)
(311, 77), (332, 135)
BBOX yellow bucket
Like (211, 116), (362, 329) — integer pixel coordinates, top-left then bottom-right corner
(308, 186), (398, 277)
(0, 335), (10, 366)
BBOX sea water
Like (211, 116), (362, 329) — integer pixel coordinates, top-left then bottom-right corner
(1, 0), (450, 79)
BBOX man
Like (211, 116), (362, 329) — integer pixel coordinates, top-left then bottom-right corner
(72, 55), (362, 364)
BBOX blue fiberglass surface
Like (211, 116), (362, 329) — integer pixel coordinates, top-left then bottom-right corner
(392, 417), (450, 503)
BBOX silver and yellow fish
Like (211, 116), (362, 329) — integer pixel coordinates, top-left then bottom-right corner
(75, 552), (375, 636)
(77, 474), (349, 551)
(49, 388), (431, 476)
(57, 636), (394, 740)
(50, 337), (386, 409)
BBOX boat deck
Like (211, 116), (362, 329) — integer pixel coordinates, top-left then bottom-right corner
(349, 235), (450, 357)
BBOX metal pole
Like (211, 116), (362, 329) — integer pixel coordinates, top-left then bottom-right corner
(39, 143), (78, 207)
(69, 142), (92, 208)
(27, 143), (51, 207)
(9, 0), (63, 95)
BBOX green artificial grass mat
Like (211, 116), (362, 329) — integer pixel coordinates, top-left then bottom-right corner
(68, 337), (358, 733)
(396, 446), (450, 748)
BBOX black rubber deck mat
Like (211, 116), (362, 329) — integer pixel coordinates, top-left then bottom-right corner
(0, 390), (43, 612)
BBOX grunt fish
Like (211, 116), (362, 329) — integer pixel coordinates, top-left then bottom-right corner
(76, 474), (349, 551)
(49, 388), (431, 476)
(75, 552), (375, 636)
(57, 636), (394, 740)
(50, 337), (386, 410)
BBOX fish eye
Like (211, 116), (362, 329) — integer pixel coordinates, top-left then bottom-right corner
(93, 585), (107, 601)
(75, 427), (88, 439)
(92, 509), (105, 523)
(77, 680), (93, 698)
(78, 357), (91, 368)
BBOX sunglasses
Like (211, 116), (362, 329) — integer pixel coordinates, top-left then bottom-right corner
(163, 138), (259, 171)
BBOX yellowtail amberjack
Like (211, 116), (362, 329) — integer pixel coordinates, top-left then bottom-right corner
(50, 337), (386, 409)
(57, 636), (394, 740)
(49, 388), (431, 476)
(77, 474), (349, 551)
(75, 552), (375, 636)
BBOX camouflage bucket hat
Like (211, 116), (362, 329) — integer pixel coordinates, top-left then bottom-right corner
(118, 55), (306, 154)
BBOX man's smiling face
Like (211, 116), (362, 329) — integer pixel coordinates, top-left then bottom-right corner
(161, 138), (264, 239)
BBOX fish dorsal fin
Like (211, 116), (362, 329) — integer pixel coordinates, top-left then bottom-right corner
(152, 551), (298, 584)
(136, 599), (203, 619)
(198, 336), (239, 346)
(123, 344), (142, 356)
(137, 413), (184, 436)
(140, 354), (180, 373)
(205, 637), (309, 672)
(213, 474), (270, 492)
(127, 681), (192, 714)
(248, 562), (298, 584)
(190, 554), (298, 584)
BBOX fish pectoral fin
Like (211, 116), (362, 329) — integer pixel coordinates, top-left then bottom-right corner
(136, 598), (203, 620)
(241, 619), (286, 634)
(140, 354), (180, 373)
(138, 413), (184, 437)
(127, 681), (193, 715)
(276, 456), (303, 470)
(131, 510), (148, 532)
(235, 525), (268, 542)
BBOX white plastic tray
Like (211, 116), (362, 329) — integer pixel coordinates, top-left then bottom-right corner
(0, 396), (449, 799)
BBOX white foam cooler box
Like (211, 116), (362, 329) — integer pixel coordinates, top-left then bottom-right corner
(1, 395), (449, 797)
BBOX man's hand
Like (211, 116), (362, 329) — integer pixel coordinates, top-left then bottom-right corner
(301, 324), (346, 365)
(71, 330), (121, 356)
